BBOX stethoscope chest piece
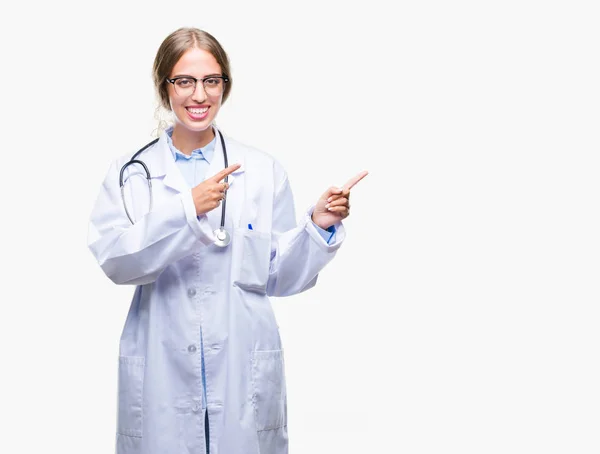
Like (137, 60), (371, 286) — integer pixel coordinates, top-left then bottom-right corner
(213, 227), (231, 247)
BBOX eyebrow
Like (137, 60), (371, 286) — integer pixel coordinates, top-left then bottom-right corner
(171, 73), (222, 79)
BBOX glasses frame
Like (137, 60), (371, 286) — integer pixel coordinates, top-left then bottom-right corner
(166, 75), (230, 96)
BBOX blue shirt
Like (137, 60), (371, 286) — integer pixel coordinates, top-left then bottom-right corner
(166, 126), (216, 183)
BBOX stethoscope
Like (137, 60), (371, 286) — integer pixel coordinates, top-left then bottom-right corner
(119, 130), (232, 247)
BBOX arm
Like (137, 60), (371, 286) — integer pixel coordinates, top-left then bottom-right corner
(266, 174), (345, 297)
(87, 160), (215, 285)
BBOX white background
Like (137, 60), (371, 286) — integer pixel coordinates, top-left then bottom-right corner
(0, 1), (599, 453)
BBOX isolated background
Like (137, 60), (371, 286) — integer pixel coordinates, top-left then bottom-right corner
(1, 1), (598, 453)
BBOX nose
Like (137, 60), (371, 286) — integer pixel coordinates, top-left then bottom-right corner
(191, 82), (207, 103)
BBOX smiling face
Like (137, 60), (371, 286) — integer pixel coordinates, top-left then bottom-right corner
(167, 47), (225, 135)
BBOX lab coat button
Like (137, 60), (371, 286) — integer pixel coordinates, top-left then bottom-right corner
(188, 288), (196, 297)
(187, 344), (197, 353)
(192, 403), (201, 412)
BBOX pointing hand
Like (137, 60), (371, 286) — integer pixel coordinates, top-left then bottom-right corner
(191, 164), (241, 216)
(311, 170), (368, 230)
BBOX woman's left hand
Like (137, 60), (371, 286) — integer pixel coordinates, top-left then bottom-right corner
(311, 171), (368, 230)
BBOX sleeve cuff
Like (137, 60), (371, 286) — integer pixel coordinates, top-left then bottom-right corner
(304, 206), (345, 251)
(313, 222), (336, 244)
(180, 191), (215, 246)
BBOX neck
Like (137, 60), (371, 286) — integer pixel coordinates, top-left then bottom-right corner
(171, 125), (215, 155)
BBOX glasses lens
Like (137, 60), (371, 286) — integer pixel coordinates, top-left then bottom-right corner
(174, 78), (195, 97)
(203, 77), (225, 96)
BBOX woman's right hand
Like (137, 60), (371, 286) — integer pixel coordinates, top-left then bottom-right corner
(192, 164), (241, 216)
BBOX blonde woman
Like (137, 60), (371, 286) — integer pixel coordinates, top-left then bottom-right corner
(88, 27), (367, 454)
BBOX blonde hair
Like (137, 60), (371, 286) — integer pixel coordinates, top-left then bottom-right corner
(151, 27), (232, 136)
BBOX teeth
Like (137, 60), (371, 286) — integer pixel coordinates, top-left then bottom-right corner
(187, 107), (208, 114)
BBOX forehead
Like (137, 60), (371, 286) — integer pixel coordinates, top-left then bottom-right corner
(171, 47), (221, 77)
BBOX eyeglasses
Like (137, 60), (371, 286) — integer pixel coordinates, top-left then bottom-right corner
(166, 75), (229, 97)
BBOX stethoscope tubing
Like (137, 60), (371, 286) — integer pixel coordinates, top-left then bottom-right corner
(119, 131), (230, 245)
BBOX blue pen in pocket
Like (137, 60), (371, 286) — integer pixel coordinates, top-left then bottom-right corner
(248, 223), (253, 230)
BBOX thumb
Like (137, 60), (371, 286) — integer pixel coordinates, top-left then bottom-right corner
(321, 186), (343, 200)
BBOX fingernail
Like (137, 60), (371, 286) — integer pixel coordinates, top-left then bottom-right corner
(325, 203), (330, 208)
(327, 197), (332, 202)
(327, 207), (333, 211)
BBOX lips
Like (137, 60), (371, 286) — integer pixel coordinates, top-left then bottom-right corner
(185, 106), (209, 120)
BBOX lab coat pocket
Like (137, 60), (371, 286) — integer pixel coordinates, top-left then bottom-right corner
(117, 356), (145, 438)
(232, 228), (271, 294)
(251, 350), (287, 432)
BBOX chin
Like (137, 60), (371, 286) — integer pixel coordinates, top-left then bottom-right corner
(175, 113), (215, 132)
(184, 121), (213, 132)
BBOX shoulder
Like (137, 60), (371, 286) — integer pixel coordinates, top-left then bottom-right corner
(224, 135), (288, 182)
(105, 137), (162, 177)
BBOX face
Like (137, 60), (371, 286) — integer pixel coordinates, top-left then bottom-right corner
(167, 47), (224, 134)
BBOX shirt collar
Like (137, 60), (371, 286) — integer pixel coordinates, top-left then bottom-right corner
(165, 125), (216, 163)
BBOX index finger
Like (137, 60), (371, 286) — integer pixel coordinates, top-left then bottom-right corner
(210, 164), (241, 182)
(342, 170), (369, 190)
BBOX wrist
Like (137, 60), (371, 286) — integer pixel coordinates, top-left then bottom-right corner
(311, 213), (332, 230)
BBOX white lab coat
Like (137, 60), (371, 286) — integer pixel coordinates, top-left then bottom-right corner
(87, 126), (345, 454)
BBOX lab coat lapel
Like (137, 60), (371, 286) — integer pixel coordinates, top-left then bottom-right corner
(143, 133), (190, 194)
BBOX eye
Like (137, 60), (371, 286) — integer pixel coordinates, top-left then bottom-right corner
(175, 78), (194, 87)
(205, 78), (221, 86)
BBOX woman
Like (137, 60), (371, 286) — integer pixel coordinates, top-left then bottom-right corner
(88, 27), (367, 454)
